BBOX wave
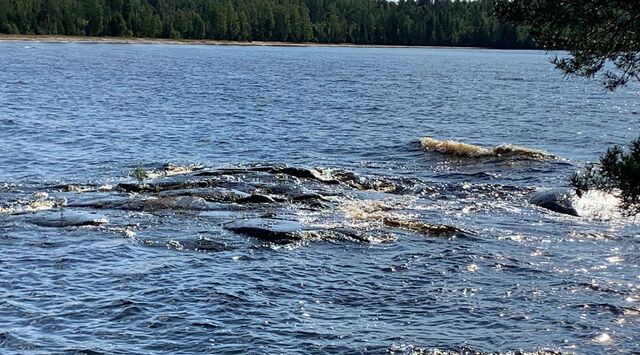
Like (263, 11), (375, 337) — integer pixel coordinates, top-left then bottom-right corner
(420, 137), (552, 159)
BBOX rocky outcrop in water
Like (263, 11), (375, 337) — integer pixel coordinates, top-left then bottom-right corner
(25, 211), (108, 228)
(529, 189), (579, 216)
(0, 164), (468, 248)
(224, 218), (312, 244)
(382, 218), (467, 237)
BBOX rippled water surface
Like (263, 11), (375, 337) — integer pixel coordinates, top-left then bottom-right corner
(0, 42), (639, 354)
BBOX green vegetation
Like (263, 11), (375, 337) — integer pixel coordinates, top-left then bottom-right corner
(495, 0), (640, 90)
(496, 0), (640, 214)
(570, 139), (640, 216)
(0, 0), (533, 47)
(131, 165), (149, 186)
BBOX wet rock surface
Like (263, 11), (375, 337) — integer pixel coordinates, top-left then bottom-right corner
(382, 218), (469, 237)
(0, 164), (595, 248)
(224, 218), (310, 244)
(25, 210), (108, 228)
(529, 189), (579, 216)
(1, 164), (491, 246)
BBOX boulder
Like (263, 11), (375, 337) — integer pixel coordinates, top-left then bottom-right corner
(224, 218), (307, 244)
(529, 189), (579, 216)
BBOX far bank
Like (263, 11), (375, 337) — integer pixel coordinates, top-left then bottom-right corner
(0, 34), (499, 50)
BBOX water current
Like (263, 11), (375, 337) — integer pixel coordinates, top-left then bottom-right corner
(0, 42), (639, 354)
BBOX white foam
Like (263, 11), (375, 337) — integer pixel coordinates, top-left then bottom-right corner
(0, 192), (56, 214)
(573, 190), (625, 221)
(420, 137), (551, 159)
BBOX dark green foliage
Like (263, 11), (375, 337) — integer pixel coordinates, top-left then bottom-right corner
(0, 0), (533, 47)
(131, 165), (149, 186)
(496, 1), (640, 214)
(571, 138), (640, 215)
(495, 0), (640, 90)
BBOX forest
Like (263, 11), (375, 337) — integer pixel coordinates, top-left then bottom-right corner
(0, 0), (533, 48)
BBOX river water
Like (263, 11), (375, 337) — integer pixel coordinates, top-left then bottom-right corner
(0, 42), (638, 354)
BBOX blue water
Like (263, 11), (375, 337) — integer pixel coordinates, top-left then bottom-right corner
(0, 42), (639, 354)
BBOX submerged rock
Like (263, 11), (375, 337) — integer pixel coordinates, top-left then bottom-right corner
(332, 170), (398, 192)
(26, 211), (108, 228)
(290, 192), (328, 202)
(236, 194), (277, 204)
(4, 163), (497, 247)
(160, 188), (251, 202)
(269, 166), (324, 180)
(117, 179), (214, 193)
(224, 218), (309, 244)
(325, 227), (396, 244)
(290, 192), (331, 209)
(199, 210), (246, 221)
(152, 237), (234, 253)
(193, 238), (234, 252)
(382, 218), (464, 237)
(67, 194), (132, 209)
(158, 188), (277, 204)
(112, 196), (212, 211)
(529, 189), (579, 216)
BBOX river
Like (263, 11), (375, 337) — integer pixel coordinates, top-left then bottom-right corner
(0, 42), (638, 354)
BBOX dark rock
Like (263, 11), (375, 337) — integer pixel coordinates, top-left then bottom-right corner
(67, 193), (132, 209)
(157, 237), (234, 252)
(236, 194), (276, 204)
(331, 171), (397, 192)
(269, 166), (320, 180)
(327, 227), (371, 243)
(195, 168), (255, 177)
(290, 193), (328, 202)
(112, 196), (212, 211)
(26, 211), (108, 228)
(199, 210), (245, 221)
(193, 238), (233, 252)
(160, 188), (251, 202)
(529, 189), (579, 216)
(224, 218), (307, 244)
(116, 183), (146, 193)
(324, 227), (396, 244)
(382, 218), (463, 237)
(117, 180), (215, 193)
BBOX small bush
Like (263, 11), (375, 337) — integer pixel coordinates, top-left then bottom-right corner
(131, 165), (149, 186)
(57, 197), (67, 219)
(571, 137), (640, 215)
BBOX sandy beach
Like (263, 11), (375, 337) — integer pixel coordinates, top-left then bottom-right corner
(0, 34), (484, 49)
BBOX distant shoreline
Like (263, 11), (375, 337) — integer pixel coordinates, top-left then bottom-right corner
(0, 34), (497, 50)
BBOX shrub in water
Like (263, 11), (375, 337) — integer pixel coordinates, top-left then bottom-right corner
(131, 165), (149, 186)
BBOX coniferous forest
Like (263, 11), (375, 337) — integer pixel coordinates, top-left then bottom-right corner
(0, 0), (533, 48)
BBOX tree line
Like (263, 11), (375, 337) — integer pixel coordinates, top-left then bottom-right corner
(0, 0), (533, 48)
